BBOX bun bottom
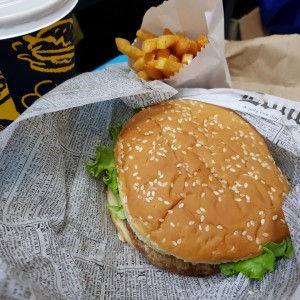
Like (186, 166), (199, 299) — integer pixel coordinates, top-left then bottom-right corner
(108, 189), (220, 276)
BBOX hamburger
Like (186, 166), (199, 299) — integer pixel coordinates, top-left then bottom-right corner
(87, 99), (293, 278)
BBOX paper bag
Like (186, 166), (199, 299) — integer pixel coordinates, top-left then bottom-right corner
(226, 34), (300, 102)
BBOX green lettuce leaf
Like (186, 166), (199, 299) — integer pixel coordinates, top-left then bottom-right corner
(220, 237), (294, 279)
(86, 123), (125, 220)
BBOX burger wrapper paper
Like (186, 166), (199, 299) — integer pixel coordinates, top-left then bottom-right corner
(127, 0), (231, 89)
(0, 63), (299, 299)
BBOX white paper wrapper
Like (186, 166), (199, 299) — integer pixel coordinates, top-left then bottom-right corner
(128, 0), (231, 88)
(0, 65), (299, 299)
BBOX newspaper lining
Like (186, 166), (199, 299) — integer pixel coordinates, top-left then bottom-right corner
(0, 65), (299, 300)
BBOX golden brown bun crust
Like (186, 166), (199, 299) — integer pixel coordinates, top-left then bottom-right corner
(115, 99), (290, 264)
(108, 189), (220, 276)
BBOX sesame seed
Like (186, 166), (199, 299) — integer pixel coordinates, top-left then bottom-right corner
(272, 215), (278, 220)
(256, 237), (260, 244)
(247, 235), (253, 241)
(188, 221), (195, 226)
(172, 241), (177, 246)
(177, 238), (182, 245)
(217, 225), (223, 230)
(242, 231), (247, 236)
(168, 210), (174, 214)
(205, 225), (210, 232)
(178, 203), (185, 208)
(200, 215), (205, 222)
(159, 219), (164, 222)
(262, 233), (269, 238)
(170, 222), (175, 228)
(164, 201), (170, 205)
(261, 219), (265, 225)
(148, 216), (153, 220)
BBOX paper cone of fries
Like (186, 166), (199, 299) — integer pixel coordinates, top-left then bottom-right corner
(116, 0), (231, 88)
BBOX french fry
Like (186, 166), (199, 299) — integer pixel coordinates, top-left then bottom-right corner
(115, 28), (209, 80)
(133, 57), (146, 70)
(137, 70), (151, 80)
(169, 54), (180, 62)
(182, 53), (193, 64)
(196, 35), (209, 50)
(136, 29), (157, 41)
(142, 38), (158, 53)
(156, 49), (171, 59)
(144, 51), (156, 62)
(163, 28), (174, 35)
(188, 40), (198, 56)
(161, 69), (174, 78)
(143, 65), (165, 80)
(115, 37), (142, 60)
(172, 36), (190, 57)
(157, 35), (180, 50)
(148, 57), (184, 73)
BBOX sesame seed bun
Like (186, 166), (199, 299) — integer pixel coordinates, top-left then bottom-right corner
(113, 99), (290, 272)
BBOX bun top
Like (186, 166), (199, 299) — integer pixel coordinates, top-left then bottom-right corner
(115, 99), (290, 264)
